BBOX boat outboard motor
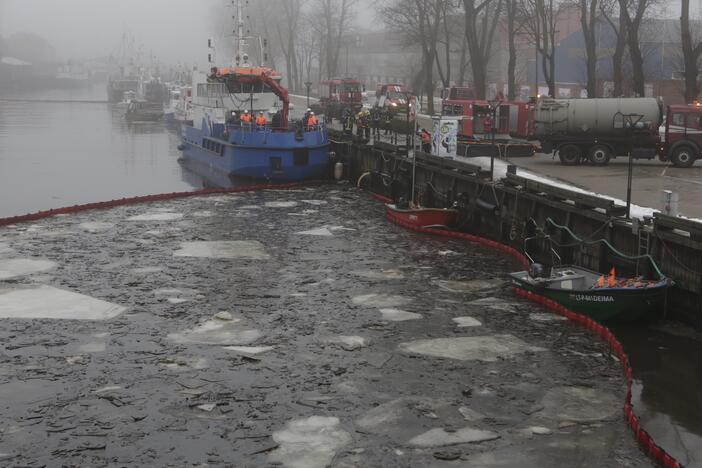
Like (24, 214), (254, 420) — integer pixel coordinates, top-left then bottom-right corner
(529, 263), (546, 279)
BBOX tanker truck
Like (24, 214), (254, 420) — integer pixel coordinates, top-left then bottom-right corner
(532, 97), (702, 168)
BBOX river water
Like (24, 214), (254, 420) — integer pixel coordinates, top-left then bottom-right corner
(0, 84), (699, 465)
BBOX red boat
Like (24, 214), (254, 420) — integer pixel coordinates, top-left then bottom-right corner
(385, 204), (458, 228)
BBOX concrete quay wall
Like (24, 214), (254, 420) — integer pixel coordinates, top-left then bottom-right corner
(332, 133), (702, 328)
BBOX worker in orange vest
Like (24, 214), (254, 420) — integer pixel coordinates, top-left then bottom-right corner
(419, 128), (432, 154)
(255, 111), (267, 128)
(240, 110), (252, 125)
(306, 111), (318, 131)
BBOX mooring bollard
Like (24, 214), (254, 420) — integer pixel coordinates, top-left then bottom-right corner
(661, 190), (679, 216)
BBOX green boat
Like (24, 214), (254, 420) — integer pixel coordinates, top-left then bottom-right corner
(510, 265), (670, 323)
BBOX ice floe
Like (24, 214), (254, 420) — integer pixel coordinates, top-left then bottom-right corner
(399, 335), (546, 362)
(351, 269), (405, 280)
(269, 416), (351, 468)
(131, 266), (163, 274)
(452, 316), (482, 327)
(407, 426), (499, 447)
(191, 210), (214, 217)
(529, 312), (568, 322)
(538, 386), (618, 422)
(379, 308), (422, 321)
(78, 222), (114, 233)
(0, 243), (14, 256)
(0, 259), (56, 280)
(168, 314), (261, 345)
(458, 406), (485, 421)
(78, 342), (106, 353)
(0, 285), (126, 320)
(174, 240), (270, 259)
(434, 279), (503, 293)
(352, 293), (412, 308)
(296, 227), (334, 236)
(127, 212), (183, 221)
(325, 335), (367, 351)
(222, 345), (274, 354)
(265, 201), (298, 208)
(301, 200), (328, 206)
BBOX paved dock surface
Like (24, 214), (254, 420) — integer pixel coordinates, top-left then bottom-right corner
(0, 186), (650, 466)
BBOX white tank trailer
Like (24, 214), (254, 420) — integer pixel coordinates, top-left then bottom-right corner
(533, 97), (663, 166)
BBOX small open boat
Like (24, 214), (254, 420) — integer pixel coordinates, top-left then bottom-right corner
(385, 203), (458, 229)
(510, 264), (671, 323)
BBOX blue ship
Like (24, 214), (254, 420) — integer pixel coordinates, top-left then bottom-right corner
(180, 115), (329, 182)
(179, 1), (329, 182)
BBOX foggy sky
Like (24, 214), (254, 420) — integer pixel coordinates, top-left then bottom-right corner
(0, 0), (377, 64)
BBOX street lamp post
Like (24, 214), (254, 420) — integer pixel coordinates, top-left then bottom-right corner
(488, 98), (501, 181)
(304, 81), (313, 108)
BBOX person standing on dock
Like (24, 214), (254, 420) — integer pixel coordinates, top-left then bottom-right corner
(420, 128), (432, 154)
(383, 108), (392, 135)
(342, 108), (354, 136)
(371, 107), (382, 139)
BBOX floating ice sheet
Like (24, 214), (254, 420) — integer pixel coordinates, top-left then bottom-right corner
(453, 316), (482, 327)
(352, 294), (412, 308)
(325, 335), (367, 351)
(296, 227), (334, 237)
(351, 269), (405, 280)
(168, 315), (261, 345)
(538, 386), (618, 422)
(407, 426), (499, 447)
(0, 285), (126, 320)
(379, 308), (422, 321)
(78, 222), (114, 233)
(269, 416), (351, 468)
(265, 201), (298, 208)
(191, 210), (214, 217)
(174, 241), (270, 259)
(0, 259), (56, 280)
(434, 279), (503, 293)
(529, 312), (568, 322)
(0, 243), (14, 256)
(222, 345), (274, 354)
(301, 200), (328, 206)
(399, 335), (546, 362)
(127, 212), (183, 221)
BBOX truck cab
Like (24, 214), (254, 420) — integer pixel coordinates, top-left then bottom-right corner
(375, 83), (409, 114)
(662, 104), (702, 167)
(317, 78), (363, 119)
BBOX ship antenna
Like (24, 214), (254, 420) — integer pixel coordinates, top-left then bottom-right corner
(233, 0), (247, 67)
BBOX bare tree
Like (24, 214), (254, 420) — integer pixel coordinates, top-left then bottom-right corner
(505, 0), (525, 100)
(318, 0), (358, 78)
(523, 0), (558, 96)
(618, 0), (654, 96)
(600, 0), (627, 96)
(435, 2), (462, 88)
(579, 0), (599, 97)
(680, 0), (702, 103)
(378, 0), (445, 114)
(275, 0), (304, 92)
(463, 0), (504, 99)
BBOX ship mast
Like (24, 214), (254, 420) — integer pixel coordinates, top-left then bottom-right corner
(234, 0), (248, 67)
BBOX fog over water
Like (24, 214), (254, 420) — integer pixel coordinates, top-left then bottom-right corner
(0, 0), (377, 64)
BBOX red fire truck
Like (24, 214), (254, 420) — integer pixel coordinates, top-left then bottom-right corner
(440, 87), (535, 157)
(315, 78), (363, 119)
(375, 83), (410, 114)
